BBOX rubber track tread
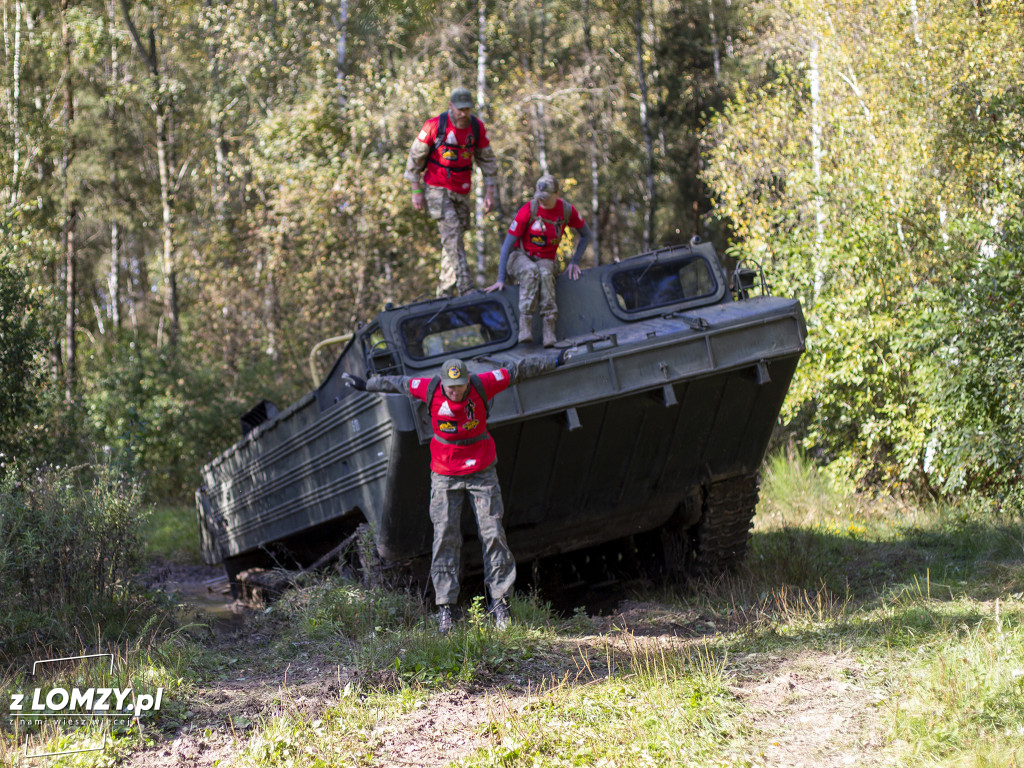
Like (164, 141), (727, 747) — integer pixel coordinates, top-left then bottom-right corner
(691, 474), (759, 575)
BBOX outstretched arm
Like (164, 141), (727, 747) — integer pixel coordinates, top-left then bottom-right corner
(503, 354), (556, 384)
(342, 373), (409, 394)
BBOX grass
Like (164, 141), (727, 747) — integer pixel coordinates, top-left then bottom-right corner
(461, 641), (738, 767)
(9, 449), (1024, 766)
(0, 629), (200, 767)
(144, 504), (203, 564)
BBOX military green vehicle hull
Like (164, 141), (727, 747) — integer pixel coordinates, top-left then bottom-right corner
(196, 241), (805, 589)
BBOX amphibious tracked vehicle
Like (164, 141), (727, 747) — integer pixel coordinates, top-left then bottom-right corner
(196, 240), (806, 593)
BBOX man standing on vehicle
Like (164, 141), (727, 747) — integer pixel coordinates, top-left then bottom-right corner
(485, 174), (592, 347)
(406, 87), (499, 297)
(342, 357), (551, 635)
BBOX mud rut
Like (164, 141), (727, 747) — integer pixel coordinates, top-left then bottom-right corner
(132, 562), (897, 767)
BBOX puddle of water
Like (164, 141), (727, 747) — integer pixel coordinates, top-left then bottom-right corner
(166, 580), (248, 631)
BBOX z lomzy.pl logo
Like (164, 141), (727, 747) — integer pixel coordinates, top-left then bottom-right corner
(7, 653), (165, 760)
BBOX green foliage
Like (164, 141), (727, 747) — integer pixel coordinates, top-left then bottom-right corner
(266, 577), (548, 686)
(910, 226), (1024, 512)
(0, 462), (153, 656)
(0, 259), (48, 458)
(703, 0), (1024, 499)
(79, 339), (244, 502)
(4, 0), (764, 498)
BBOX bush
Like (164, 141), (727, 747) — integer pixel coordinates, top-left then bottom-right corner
(0, 462), (151, 657)
(0, 259), (48, 458)
(911, 238), (1024, 513)
(80, 339), (243, 503)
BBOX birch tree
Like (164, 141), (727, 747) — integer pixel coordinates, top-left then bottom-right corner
(474, 0), (488, 283)
(633, 0), (655, 250)
(120, 0), (179, 347)
(61, 0), (78, 398)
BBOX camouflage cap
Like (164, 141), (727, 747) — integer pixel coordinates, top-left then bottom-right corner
(449, 87), (474, 109)
(534, 173), (559, 198)
(441, 358), (470, 385)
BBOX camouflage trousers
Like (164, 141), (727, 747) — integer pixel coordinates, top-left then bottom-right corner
(425, 185), (474, 296)
(428, 466), (517, 606)
(507, 249), (558, 318)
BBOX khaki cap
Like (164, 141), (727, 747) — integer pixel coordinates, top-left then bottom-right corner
(449, 87), (474, 109)
(441, 358), (470, 385)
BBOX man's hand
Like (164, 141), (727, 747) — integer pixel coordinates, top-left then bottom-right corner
(341, 373), (367, 391)
(484, 281), (505, 293)
(412, 190), (426, 212)
(566, 263), (582, 281)
(483, 186), (495, 213)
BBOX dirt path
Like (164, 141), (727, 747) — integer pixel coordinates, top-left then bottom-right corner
(128, 572), (898, 767)
(730, 651), (896, 767)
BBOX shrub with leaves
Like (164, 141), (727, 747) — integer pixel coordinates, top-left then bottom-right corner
(703, 0), (1024, 501)
(0, 462), (151, 656)
(910, 232), (1024, 512)
(0, 259), (47, 458)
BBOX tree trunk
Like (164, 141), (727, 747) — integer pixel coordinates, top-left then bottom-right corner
(534, 0), (548, 174)
(633, 0), (656, 250)
(518, 0), (548, 175)
(582, 0), (601, 265)
(107, 0), (121, 330)
(611, 188), (622, 262)
(61, 0), (77, 400)
(109, 219), (121, 330)
(205, 0), (231, 222)
(155, 80), (178, 345)
(809, 38), (825, 306)
(335, 0), (349, 111)
(474, 0), (488, 285)
(724, 0), (734, 59)
(646, 0), (666, 159)
(8, 0), (23, 203)
(64, 205), (78, 401)
(120, 0), (179, 346)
(265, 248), (280, 366)
(707, 0), (720, 81)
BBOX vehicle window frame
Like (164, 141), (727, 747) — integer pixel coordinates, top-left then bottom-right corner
(601, 250), (726, 321)
(395, 299), (516, 362)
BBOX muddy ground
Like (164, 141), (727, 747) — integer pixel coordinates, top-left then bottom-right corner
(128, 560), (898, 767)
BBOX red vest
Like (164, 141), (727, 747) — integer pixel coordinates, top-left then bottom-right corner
(418, 113), (489, 194)
(409, 369), (511, 475)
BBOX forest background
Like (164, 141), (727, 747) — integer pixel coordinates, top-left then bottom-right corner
(1, 0), (1022, 511)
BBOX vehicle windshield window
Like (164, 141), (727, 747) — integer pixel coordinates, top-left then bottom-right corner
(400, 301), (512, 360)
(611, 256), (717, 312)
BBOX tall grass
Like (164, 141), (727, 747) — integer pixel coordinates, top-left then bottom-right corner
(0, 462), (154, 660)
(0, 628), (197, 765)
(741, 449), (1024, 765)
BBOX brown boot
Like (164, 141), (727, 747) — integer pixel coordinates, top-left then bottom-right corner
(518, 313), (534, 344)
(542, 316), (558, 347)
